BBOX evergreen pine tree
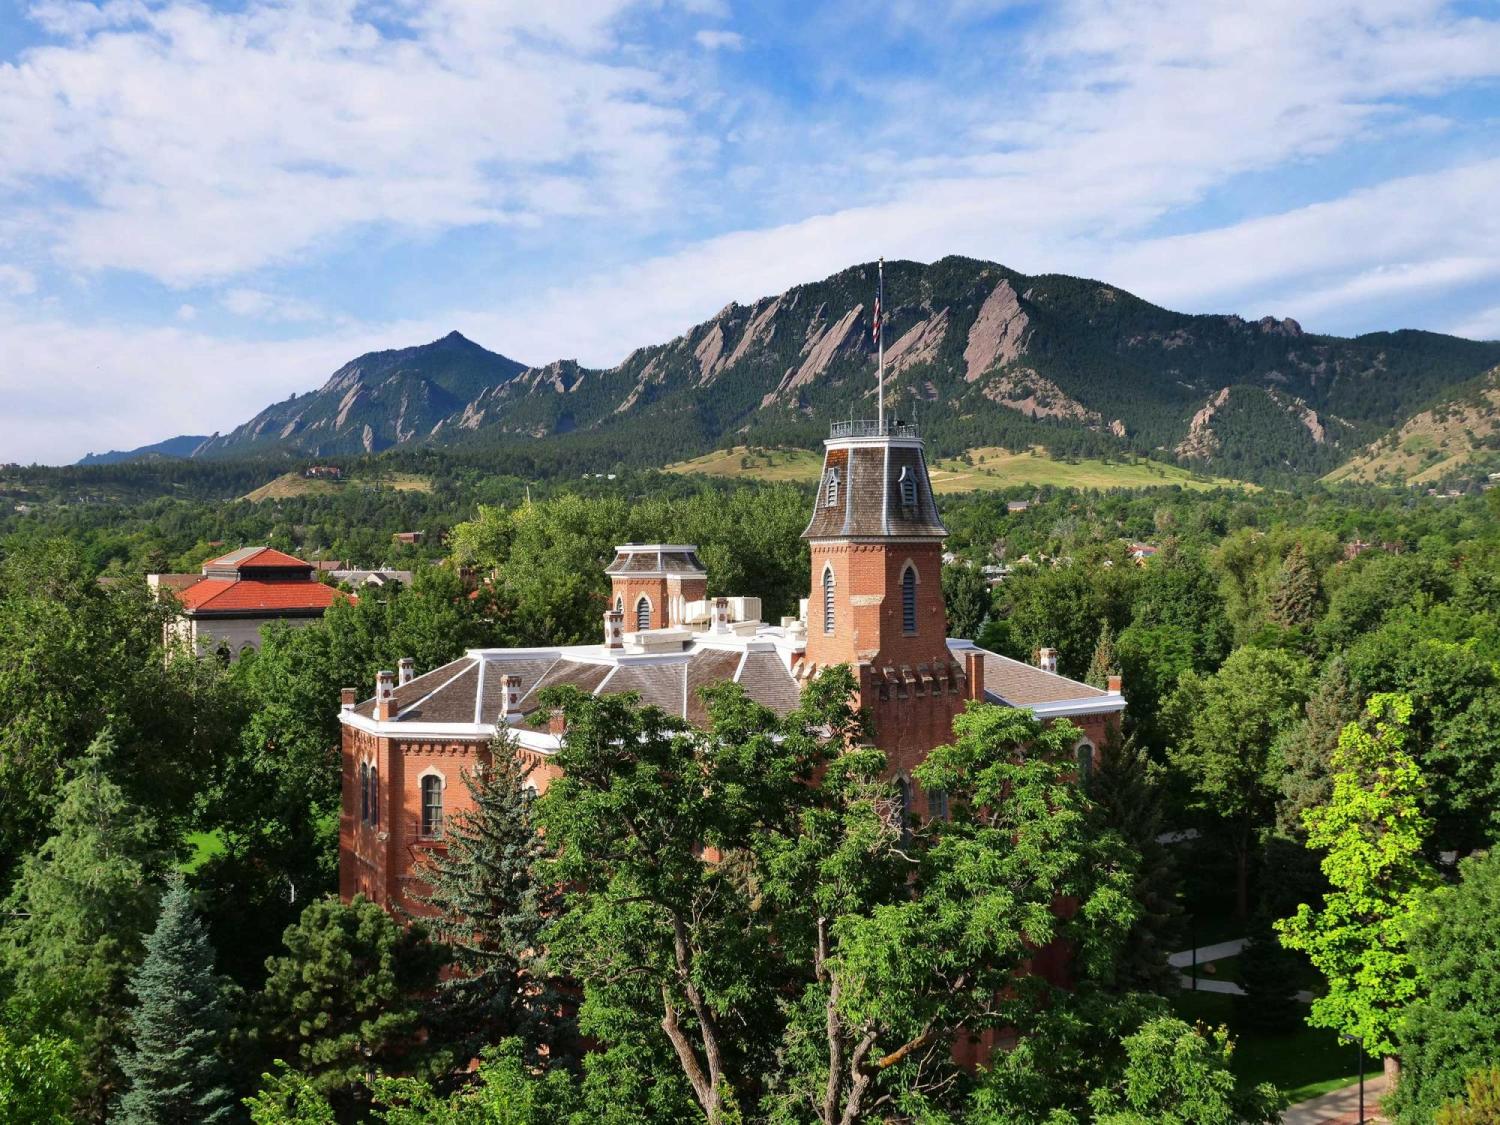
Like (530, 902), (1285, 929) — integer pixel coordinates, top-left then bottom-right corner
(1085, 734), (1183, 993)
(1276, 659), (1361, 838)
(116, 873), (234, 1124)
(413, 733), (565, 1070)
(1086, 620), (1118, 689)
(0, 728), (166, 1121)
(1267, 542), (1323, 629)
(1234, 913), (1303, 1034)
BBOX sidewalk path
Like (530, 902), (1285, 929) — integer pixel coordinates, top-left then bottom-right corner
(1168, 938), (1248, 968)
(1169, 938), (1314, 1002)
(1280, 1076), (1386, 1123)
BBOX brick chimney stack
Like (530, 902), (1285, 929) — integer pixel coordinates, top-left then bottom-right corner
(1038, 648), (1058, 674)
(1107, 673), (1123, 694)
(711, 596), (731, 634)
(375, 670), (396, 720)
(398, 657), (415, 686)
(603, 609), (624, 649)
(341, 687), (356, 712)
(548, 708), (567, 737)
(500, 673), (523, 721)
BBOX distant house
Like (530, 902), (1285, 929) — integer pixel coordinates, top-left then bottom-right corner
(1344, 539), (1372, 560)
(1127, 542), (1159, 564)
(1006, 501), (1030, 513)
(392, 531), (425, 545)
(312, 559), (346, 573)
(153, 547), (350, 659)
(332, 568), (414, 590)
(305, 465), (342, 479)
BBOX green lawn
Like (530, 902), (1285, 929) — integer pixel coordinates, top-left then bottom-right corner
(1171, 991), (1361, 1103)
(181, 829), (226, 873)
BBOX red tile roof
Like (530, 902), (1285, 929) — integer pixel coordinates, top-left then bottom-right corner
(204, 546), (311, 570)
(177, 578), (349, 614)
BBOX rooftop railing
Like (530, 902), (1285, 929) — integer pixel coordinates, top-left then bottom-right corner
(828, 419), (921, 439)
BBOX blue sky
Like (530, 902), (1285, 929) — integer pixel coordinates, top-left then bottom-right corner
(2, 0), (1499, 464)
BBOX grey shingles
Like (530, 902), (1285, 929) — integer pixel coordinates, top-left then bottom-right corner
(980, 653), (1104, 706)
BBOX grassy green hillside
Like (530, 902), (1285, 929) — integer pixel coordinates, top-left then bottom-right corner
(666, 445), (1246, 493)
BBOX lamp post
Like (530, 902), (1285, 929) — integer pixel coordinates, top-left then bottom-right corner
(1339, 1033), (1365, 1122)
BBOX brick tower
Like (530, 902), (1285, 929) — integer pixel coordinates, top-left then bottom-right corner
(801, 414), (976, 807)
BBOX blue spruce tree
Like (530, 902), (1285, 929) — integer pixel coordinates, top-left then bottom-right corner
(116, 873), (234, 1124)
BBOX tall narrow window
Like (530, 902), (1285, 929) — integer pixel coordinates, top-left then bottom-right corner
(369, 765), (378, 827)
(822, 566), (835, 635)
(421, 774), (444, 838)
(615, 594), (623, 613)
(359, 762), (369, 824)
(896, 776), (914, 845)
(902, 564), (918, 634)
(898, 466), (917, 508)
(928, 787), (950, 822)
(635, 596), (651, 632)
(825, 469), (840, 507)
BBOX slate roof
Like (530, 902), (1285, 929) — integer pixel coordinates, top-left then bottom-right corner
(351, 642), (805, 730)
(972, 651), (1108, 706)
(605, 545), (708, 576)
(803, 439), (946, 539)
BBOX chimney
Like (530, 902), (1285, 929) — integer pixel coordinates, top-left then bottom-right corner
(603, 609), (624, 649)
(341, 687), (356, 712)
(965, 649), (986, 702)
(1107, 673), (1123, 694)
(500, 673), (522, 721)
(711, 596), (731, 634)
(398, 657), (415, 686)
(548, 708), (567, 738)
(375, 670), (396, 720)
(1038, 647), (1058, 674)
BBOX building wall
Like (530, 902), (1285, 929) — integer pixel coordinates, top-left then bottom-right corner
(609, 574), (707, 630)
(186, 613), (320, 659)
(804, 540), (948, 670)
(340, 725), (562, 912)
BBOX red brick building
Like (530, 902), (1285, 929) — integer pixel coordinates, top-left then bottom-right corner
(339, 419), (1123, 911)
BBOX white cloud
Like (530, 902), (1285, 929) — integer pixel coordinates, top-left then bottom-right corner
(0, 265), (36, 295)
(5, 0), (1500, 462)
(694, 29), (744, 50)
(0, 0), (695, 284)
(221, 288), (324, 323)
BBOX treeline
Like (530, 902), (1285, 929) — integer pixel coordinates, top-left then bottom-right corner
(2, 480), (1499, 1121)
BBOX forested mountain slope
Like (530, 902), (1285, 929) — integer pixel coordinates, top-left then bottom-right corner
(126, 258), (1500, 482)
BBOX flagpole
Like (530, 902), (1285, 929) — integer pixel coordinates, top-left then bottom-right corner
(877, 257), (885, 433)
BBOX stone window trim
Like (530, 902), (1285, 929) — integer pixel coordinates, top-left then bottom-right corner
(822, 564), (836, 635)
(900, 561), (919, 635)
(419, 767), (446, 839)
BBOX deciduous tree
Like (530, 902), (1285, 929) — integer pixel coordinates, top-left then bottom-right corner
(1276, 694), (1437, 1087)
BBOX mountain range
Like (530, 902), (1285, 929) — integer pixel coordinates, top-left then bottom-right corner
(81, 256), (1500, 485)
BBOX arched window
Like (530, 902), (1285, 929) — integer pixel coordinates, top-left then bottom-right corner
(635, 595), (651, 632)
(825, 469), (840, 507)
(358, 762), (369, 824)
(898, 465), (917, 508)
(421, 774), (444, 838)
(896, 776), (914, 845)
(822, 566), (836, 635)
(615, 594), (623, 613)
(1075, 741), (1095, 785)
(369, 765), (378, 827)
(901, 564), (918, 634)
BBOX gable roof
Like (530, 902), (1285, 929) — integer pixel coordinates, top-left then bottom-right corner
(204, 546), (310, 571)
